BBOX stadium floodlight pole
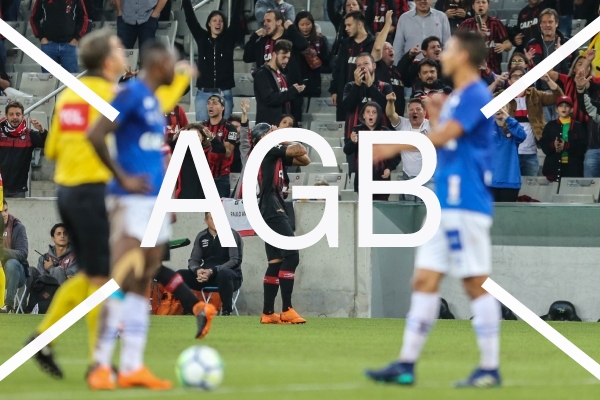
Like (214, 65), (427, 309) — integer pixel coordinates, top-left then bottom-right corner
(24, 70), (88, 115)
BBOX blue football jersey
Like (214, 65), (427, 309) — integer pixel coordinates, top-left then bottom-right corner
(107, 80), (166, 196)
(435, 80), (494, 216)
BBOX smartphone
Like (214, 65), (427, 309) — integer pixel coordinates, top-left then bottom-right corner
(449, 3), (458, 8)
(303, 79), (309, 84)
(476, 14), (483, 30)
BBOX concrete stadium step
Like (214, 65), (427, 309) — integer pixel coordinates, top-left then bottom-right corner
(30, 189), (56, 198)
(30, 180), (56, 192)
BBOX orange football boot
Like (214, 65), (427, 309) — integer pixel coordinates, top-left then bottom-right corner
(117, 366), (172, 390)
(192, 301), (216, 339)
(280, 308), (306, 324)
(87, 365), (115, 390)
(260, 312), (287, 324)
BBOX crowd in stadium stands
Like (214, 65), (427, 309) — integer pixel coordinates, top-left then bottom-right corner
(1, 0), (600, 207)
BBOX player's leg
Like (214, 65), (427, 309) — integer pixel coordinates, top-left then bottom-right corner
(454, 213), (500, 388)
(0, 265), (5, 310)
(366, 223), (448, 385)
(261, 239), (283, 324)
(117, 244), (172, 390)
(154, 266), (216, 338)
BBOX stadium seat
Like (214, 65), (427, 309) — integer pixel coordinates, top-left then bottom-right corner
(551, 194), (595, 204)
(89, 21), (103, 32)
(13, 286), (27, 314)
(309, 121), (344, 137)
(29, 111), (48, 130)
(316, 21), (336, 40)
(18, 96), (55, 117)
(288, 172), (307, 188)
(232, 96), (256, 112)
(557, 178), (600, 202)
(4, 72), (22, 90)
(4, 21), (27, 49)
(172, 0), (183, 10)
(518, 176), (558, 202)
(5, 50), (23, 72)
(304, 113), (337, 124)
(232, 73), (254, 97)
(572, 20), (586, 37)
(124, 49), (140, 71)
(496, 9), (520, 21)
(303, 162), (339, 174)
(340, 189), (357, 201)
(14, 64), (42, 73)
(103, 21), (118, 32)
(200, 287), (240, 316)
(307, 97), (336, 114)
(156, 21), (178, 47)
(322, 136), (341, 147)
(229, 173), (240, 192)
(18, 73), (58, 97)
(307, 172), (347, 189)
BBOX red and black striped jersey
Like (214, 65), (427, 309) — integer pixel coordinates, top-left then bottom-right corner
(203, 119), (238, 177)
(258, 145), (293, 218)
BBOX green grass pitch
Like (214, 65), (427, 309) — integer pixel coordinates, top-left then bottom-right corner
(1, 315), (600, 399)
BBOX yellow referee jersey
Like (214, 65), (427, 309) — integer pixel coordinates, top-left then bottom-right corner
(46, 73), (191, 186)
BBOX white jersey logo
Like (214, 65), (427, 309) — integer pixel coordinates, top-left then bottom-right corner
(139, 132), (164, 151)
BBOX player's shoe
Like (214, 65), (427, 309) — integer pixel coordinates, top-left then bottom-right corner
(280, 308), (306, 324)
(365, 361), (415, 385)
(26, 335), (63, 379)
(117, 366), (172, 390)
(260, 312), (285, 324)
(192, 301), (216, 339)
(87, 365), (116, 390)
(454, 368), (501, 388)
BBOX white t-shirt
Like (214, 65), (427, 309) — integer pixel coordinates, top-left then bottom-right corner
(393, 117), (432, 178)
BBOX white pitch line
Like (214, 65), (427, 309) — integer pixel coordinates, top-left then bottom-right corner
(481, 16), (600, 118)
(482, 278), (600, 380)
(0, 19), (119, 121)
(0, 279), (119, 382)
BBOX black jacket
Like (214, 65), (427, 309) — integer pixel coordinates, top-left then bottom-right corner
(330, 34), (377, 121)
(540, 119), (587, 181)
(298, 35), (331, 97)
(188, 228), (243, 276)
(342, 79), (392, 139)
(31, 0), (89, 43)
(0, 126), (47, 192)
(253, 64), (300, 125)
(411, 79), (453, 99)
(183, 0), (235, 90)
(4, 216), (30, 274)
(243, 26), (309, 86)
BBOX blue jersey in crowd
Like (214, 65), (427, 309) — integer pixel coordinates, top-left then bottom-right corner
(107, 79), (166, 197)
(435, 79), (494, 216)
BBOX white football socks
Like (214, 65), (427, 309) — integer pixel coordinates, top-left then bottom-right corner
(94, 297), (124, 368)
(399, 292), (440, 363)
(119, 292), (149, 374)
(471, 293), (501, 370)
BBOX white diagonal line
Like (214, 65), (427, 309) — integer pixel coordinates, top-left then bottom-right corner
(482, 278), (600, 380)
(0, 279), (119, 381)
(481, 17), (600, 118)
(0, 19), (119, 121)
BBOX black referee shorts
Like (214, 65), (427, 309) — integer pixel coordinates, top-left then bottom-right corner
(264, 215), (299, 261)
(57, 184), (110, 278)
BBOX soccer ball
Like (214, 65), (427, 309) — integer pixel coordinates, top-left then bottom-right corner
(175, 345), (224, 390)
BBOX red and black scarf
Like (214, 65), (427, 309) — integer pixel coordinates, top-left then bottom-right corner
(0, 118), (27, 138)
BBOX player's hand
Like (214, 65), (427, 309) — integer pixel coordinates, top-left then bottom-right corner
(408, 45), (420, 58)
(241, 98), (250, 114)
(331, 93), (337, 106)
(382, 168), (390, 179)
(284, 20), (293, 29)
(30, 118), (44, 131)
(514, 33), (524, 46)
(354, 67), (364, 86)
(256, 28), (266, 37)
(118, 174), (151, 194)
(386, 92), (396, 103)
(350, 132), (358, 143)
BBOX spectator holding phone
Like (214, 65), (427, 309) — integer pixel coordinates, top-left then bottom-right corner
(540, 95), (587, 181)
(435, 0), (470, 34)
(295, 11), (331, 98)
(490, 107), (527, 202)
(33, 223), (78, 285)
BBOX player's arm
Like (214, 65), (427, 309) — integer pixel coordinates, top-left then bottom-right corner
(284, 143), (310, 166)
(87, 116), (150, 193)
(156, 63), (195, 113)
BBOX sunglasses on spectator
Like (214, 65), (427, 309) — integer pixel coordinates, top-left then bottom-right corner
(511, 59), (526, 65)
(510, 74), (524, 80)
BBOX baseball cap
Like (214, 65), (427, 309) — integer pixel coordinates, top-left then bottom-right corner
(208, 94), (225, 106)
(556, 95), (573, 107)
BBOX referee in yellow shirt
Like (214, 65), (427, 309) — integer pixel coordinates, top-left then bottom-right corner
(27, 28), (192, 380)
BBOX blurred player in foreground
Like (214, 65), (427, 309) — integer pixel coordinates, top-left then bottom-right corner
(86, 41), (195, 390)
(366, 30), (501, 387)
